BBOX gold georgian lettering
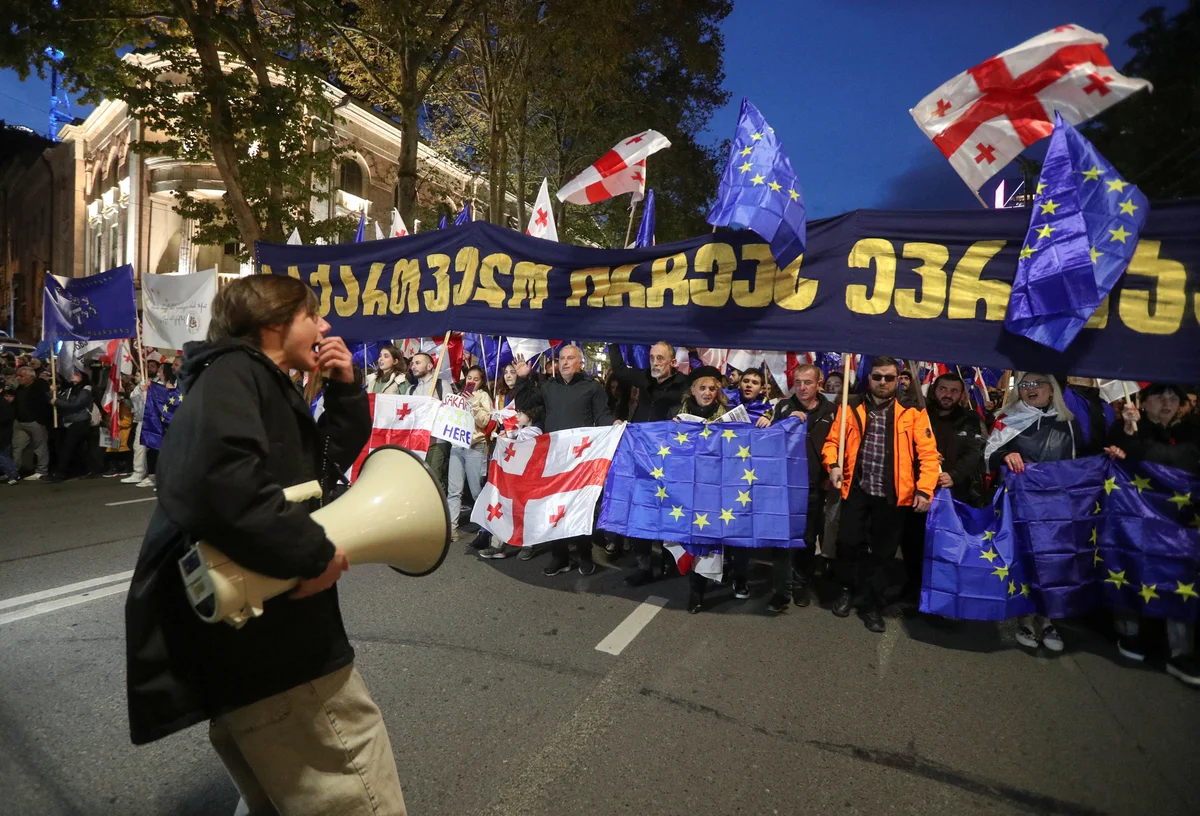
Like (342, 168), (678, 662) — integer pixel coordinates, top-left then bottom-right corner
(733, 244), (775, 308)
(604, 264), (646, 307)
(511, 261), (551, 309)
(474, 253), (512, 309)
(690, 243), (735, 307)
(422, 254), (451, 312)
(845, 238), (895, 315)
(389, 259), (421, 314)
(361, 262), (388, 316)
(334, 266), (361, 317)
(646, 253), (689, 307)
(946, 240), (1009, 320)
(1117, 240), (1186, 335)
(894, 242), (949, 319)
(773, 254), (816, 311)
(1084, 295), (1109, 330)
(453, 247), (479, 305)
(567, 268), (611, 307)
(310, 264), (331, 317)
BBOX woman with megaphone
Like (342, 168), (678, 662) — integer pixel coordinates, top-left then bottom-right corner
(124, 275), (408, 815)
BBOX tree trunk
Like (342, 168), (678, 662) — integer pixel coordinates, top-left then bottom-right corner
(514, 93), (527, 229)
(395, 95), (421, 224)
(494, 127), (508, 226)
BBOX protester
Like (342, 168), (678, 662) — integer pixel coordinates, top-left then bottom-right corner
(1106, 383), (1200, 687)
(495, 363), (518, 410)
(475, 385), (547, 560)
(726, 367), (742, 389)
(447, 365), (493, 537)
(769, 363), (837, 612)
(726, 368), (774, 427)
(399, 351), (451, 493)
(823, 371), (844, 400)
(12, 366), (52, 479)
(984, 372), (1088, 652)
(1, 383), (19, 484)
(123, 372), (150, 485)
(823, 356), (940, 633)
(513, 344), (613, 576)
(45, 368), (96, 483)
(366, 345), (405, 394)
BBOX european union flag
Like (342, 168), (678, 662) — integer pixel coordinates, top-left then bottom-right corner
(139, 383), (177, 451)
(634, 189), (656, 248)
(354, 209), (366, 243)
(463, 334), (513, 382)
(42, 264), (137, 342)
(1004, 113), (1150, 352)
(454, 201), (472, 225)
(707, 98), (806, 270)
(598, 416), (808, 552)
(618, 344), (651, 369)
(438, 215), (448, 230)
(353, 342), (380, 372)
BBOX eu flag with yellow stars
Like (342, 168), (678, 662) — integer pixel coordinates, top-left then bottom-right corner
(706, 98), (806, 270)
(598, 416), (808, 551)
(1004, 112), (1149, 352)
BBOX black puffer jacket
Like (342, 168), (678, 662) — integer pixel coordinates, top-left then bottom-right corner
(929, 405), (987, 505)
(606, 344), (689, 423)
(124, 338), (370, 745)
(1108, 418), (1200, 475)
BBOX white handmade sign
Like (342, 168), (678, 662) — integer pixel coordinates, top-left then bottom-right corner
(432, 393), (474, 448)
(142, 269), (217, 349)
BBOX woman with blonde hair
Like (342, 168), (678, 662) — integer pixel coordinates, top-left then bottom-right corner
(984, 372), (1087, 653)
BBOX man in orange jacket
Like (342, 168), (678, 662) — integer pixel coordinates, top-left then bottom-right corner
(822, 356), (940, 633)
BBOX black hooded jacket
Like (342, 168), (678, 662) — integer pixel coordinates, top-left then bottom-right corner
(124, 338), (371, 745)
(606, 344), (689, 423)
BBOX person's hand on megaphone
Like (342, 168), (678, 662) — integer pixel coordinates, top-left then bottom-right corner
(290, 547), (350, 599)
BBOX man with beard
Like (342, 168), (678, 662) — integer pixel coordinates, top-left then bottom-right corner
(399, 352), (451, 493)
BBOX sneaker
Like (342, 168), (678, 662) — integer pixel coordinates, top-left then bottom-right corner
(1041, 624), (1064, 652)
(121, 474), (146, 484)
(479, 546), (513, 559)
(831, 589), (852, 618)
(1166, 654), (1200, 688)
(604, 540), (622, 556)
(542, 560), (572, 577)
(5, 478), (18, 486)
(1117, 637), (1145, 662)
(624, 569), (654, 588)
(518, 546), (539, 561)
(863, 608), (886, 633)
(136, 476), (156, 488)
(25, 473), (44, 482)
(1015, 625), (1039, 649)
(578, 561), (596, 577)
(733, 580), (750, 600)
(766, 593), (790, 613)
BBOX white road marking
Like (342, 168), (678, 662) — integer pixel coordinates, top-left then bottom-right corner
(105, 497), (157, 506)
(0, 582), (129, 626)
(594, 596), (668, 656)
(0, 570), (134, 611)
(876, 618), (901, 677)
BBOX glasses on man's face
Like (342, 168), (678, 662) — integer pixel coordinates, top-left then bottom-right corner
(1019, 380), (1050, 390)
(871, 373), (897, 383)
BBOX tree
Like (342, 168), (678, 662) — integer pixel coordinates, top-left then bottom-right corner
(0, 1), (346, 250)
(1087, 1), (1200, 199)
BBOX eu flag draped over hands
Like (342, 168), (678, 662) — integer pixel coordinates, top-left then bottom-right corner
(599, 416), (808, 551)
(706, 98), (806, 270)
(1004, 113), (1149, 351)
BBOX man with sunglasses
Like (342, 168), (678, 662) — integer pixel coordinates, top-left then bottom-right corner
(822, 357), (940, 632)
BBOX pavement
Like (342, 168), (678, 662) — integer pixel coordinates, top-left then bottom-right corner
(1, 476), (1198, 816)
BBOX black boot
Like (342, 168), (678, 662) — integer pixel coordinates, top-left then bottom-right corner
(832, 588), (852, 618)
(766, 593), (790, 613)
(793, 577), (811, 608)
(688, 590), (705, 614)
(624, 568), (655, 587)
(863, 607), (886, 633)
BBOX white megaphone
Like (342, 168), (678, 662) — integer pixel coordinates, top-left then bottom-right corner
(178, 445), (451, 628)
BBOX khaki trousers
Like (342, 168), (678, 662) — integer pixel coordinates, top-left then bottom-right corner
(209, 665), (406, 816)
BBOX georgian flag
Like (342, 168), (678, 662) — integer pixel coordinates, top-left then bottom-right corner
(348, 394), (441, 481)
(664, 545), (723, 581)
(389, 208), (409, 237)
(471, 425), (626, 547)
(101, 339), (133, 440)
(525, 178), (559, 241)
(556, 130), (671, 205)
(911, 24), (1151, 190)
(373, 220), (385, 241)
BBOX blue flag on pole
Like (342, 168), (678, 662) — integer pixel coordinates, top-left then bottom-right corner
(1004, 113), (1150, 352)
(139, 383), (181, 451)
(354, 209), (366, 243)
(599, 417), (808, 552)
(42, 264), (137, 342)
(454, 202), (472, 226)
(706, 98), (806, 269)
(634, 189), (656, 248)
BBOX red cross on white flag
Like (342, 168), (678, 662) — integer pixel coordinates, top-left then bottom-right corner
(525, 178), (559, 241)
(389, 208), (409, 238)
(556, 130), (671, 206)
(470, 425), (627, 547)
(348, 393), (441, 481)
(910, 24), (1151, 191)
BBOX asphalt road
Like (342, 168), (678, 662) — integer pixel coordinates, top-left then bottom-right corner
(1, 477), (1197, 816)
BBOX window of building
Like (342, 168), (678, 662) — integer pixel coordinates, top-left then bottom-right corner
(339, 159), (364, 198)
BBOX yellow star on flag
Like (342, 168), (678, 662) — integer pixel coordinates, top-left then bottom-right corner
(1008, 580), (1017, 596)
(980, 548), (999, 563)
(655, 485), (669, 500)
(1105, 178), (1130, 193)
(1174, 582), (1198, 601)
(1088, 527), (1097, 545)
(673, 431), (689, 444)
(1105, 569), (1129, 589)
(1138, 583), (1159, 603)
(1092, 501), (1102, 515)
(1130, 475), (1152, 492)
(699, 426), (713, 439)
(1039, 199), (1060, 215)
(741, 468), (758, 485)
(739, 146), (753, 156)
(735, 490), (752, 507)
(657, 445), (671, 457)
(693, 512), (710, 530)
(1093, 548), (1103, 566)
(669, 505), (685, 521)
(1108, 225), (1131, 244)
(721, 429), (737, 441)
(1035, 182), (1046, 195)
(751, 173), (766, 186)
(650, 466), (664, 479)
(1018, 245), (1037, 260)
(982, 529), (995, 542)
(1081, 165), (1103, 182)
(1118, 199), (1138, 216)
(735, 445), (751, 460)
(788, 188), (800, 202)
(1020, 583), (1031, 598)
(739, 161), (753, 173)
(992, 564), (1010, 581)
(1035, 224), (1056, 240)
(1089, 246), (1103, 264)
(719, 508), (736, 524)
(1168, 491), (1192, 510)
(768, 180), (782, 192)
(750, 132), (763, 141)
(1103, 477), (1120, 495)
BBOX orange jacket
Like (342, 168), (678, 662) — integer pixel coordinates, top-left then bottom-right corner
(821, 397), (940, 505)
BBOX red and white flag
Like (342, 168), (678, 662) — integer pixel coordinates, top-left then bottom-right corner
(525, 178), (558, 241)
(664, 544), (723, 581)
(911, 24), (1151, 191)
(348, 394), (441, 481)
(556, 130), (671, 205)
(470, 425), (626, 547)
(101, 339), (133, 440)
(389, 208), (409, 238)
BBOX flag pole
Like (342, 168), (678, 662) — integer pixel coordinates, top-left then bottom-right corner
(431, 332), (450, 384)
(836, 352), (851, 472)
(49, 345), (59, 427)
(624, 160), (648, 248)
(969, 186), (989, 209)
(134, 305), (148, 386)
(1121, 381), (1138, 432)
